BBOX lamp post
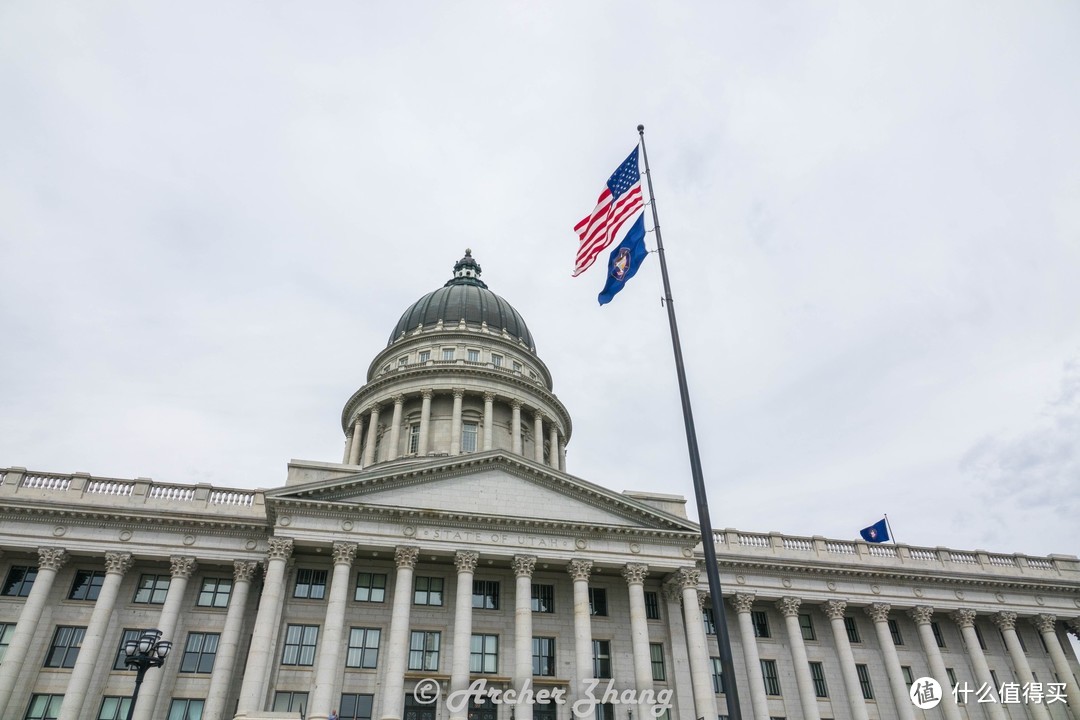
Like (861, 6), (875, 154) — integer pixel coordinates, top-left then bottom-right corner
(123, 629), (172, 720)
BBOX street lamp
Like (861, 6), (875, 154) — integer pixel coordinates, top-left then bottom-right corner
(123, 629), (172, 720)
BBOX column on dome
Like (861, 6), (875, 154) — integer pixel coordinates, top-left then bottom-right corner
(864, 603), (915, 720)
(514, 555), (537, 720)
(948, 610), (1005, 720)
(558, 441), (566, 472)
(777, 597), (820, 720)
(511, 400), (523, 455)
(482, 393), (495, 451)
(908, 606), (963, 720)
(58, 552), (134, 720)
(567, 559), (595, 703)
(731, 593), (769, 720)
(132, 555), (198, 720)
(343, 435), (352, 464)
(533, 411), (545, 463)
(623, 563), (654, 718)
(388, 395), (405, 461)
(380, 546), (420, 720)
(203, 560), (259, 720)
(449, 551), (479, 720)
(548, 425), (559, 470)
(1032, 614), (1080, 712)
(363, 404), (382, 465)
(992, 612), (1051, 720)
(822, 599), (869, 720)
(418, 391), (433, 455)
(673, 567), (717, 720)
(238, 538), (294, 715)
(450, 389), (464, 455)
(311, 542), (358, 720)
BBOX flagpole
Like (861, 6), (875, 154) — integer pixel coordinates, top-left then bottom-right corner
(885, 513), (897, 545)
(638, 124), (743, 720)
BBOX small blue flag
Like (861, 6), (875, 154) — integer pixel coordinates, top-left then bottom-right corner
(597, 213), (647, 305)
(860, 518), (890, 543)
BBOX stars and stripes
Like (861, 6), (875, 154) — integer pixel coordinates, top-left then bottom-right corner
(573, 146), (644, 277)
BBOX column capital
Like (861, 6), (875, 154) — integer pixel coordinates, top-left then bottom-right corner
(1066, 618), (1080, 637)
(104, 551), (134, 576)
(697, 591), (709, 610)
(234, 560), (259, 583)
(455, 550), (479, 573)
(510, 398), (522, 409)
(951, 608), (977, 629)
(822, 598), (848, 620)
(776, 596), (802, 617)
(991, 611), (1017, 631)
(864, 602), (892, 623)
(1031, 614), (1057, 634)
(908, 605), (936, 626)
(421, 389), (434, 400)
(513, 555), (537, 578)
(332, 542), (358, 566)
(483, 391), (495, 402)
(367, 402), (382, 414)
(567, 559), (593, 582)
(534, 410), (546, 421)
(37, 546), (68, 571)
(452, 388), (465, 399)
(661, 580), (682, 603)
(395, 545), (420, 569)
(672, 566), (700, 591)
(730, 592), (756, 614)
(170, 555), (198, 579)
(267, 537), (294, 561)
(621, 563), (649, 586)
(392, 394), (405, 405)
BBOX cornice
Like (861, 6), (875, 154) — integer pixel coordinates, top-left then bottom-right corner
(0, 503), (269, 538)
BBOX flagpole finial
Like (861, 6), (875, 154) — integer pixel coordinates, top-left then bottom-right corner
(637, 124), (645, 133)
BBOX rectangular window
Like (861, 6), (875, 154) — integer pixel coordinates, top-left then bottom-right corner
(462, 422), (478, 453)
(752, 611), (770, 638)
(355, 572), (387, 602)
(166, 699), (204, 720)
(196, 578), (232, 608)
(281, 625), (319, 666)
(650, 643), (666, 681)
(467, 349), (480, 362)
(703, 607), (716, 635)
(472, 580), (499, 610)
(712, 657), (726, 694)
(1017, 631), (1028, 652)
(844, 616), (861, 643)
(69, 570), (106, 601)
(595, 704), (615, 720)
(589, 588), (608, 616)
(408, 424), (420, 454)
(470, 634), (499, 673)
(990, 669), (1000, 688)
(535, 700), (557, 720)
(810, 661), (828, 698)
(114, 629), (143, 670)
(2, 566), (37, 597)
(644, 591), (661, 620)
(531, 584), (554, 613)
(799, 614), (816, 641)
(946, 667), (957, 688)
(888, 619), (903, 645)
(418, 350), (431, 364)
(179, 632), (219, 673)
(856, 664), (874, 699)
(133, 574), (170, 604)
(414, 576), (444, 606)
(513, 361), (523, 372)
(398, 356), (408, 367)
(97, 697), (132, 720)
(272, 692), (308, 712)
(24, 695), (63, 720)
(974, 624), (986, 650)
(45, 625), (85, 668)
(442, 348), (455, 361)
(0, 622), (15, 662)
(491, 354), (503, 367)
(293, 568), (328, 599)
(902, 666), (915, 685)
(408, 631), (441, 671)
(593, 639), (612, 678)
(761, 659), (781, 695)
(339, 694), (374, 720)
(346, 627), (380, 669)
(932, 622), (946, 648)
(533, 637), (556, 677)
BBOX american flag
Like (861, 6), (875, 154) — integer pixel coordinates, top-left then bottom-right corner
(573, 147), (644, 277)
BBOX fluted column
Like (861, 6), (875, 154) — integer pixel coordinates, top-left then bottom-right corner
(511, 400), (522, 454)
(568, 559), (594, 702)
(948, 610), (1006, 720)
(482, 393), (495, 451)
(623, 564), (654, 718)
(778, 597), (820, 720)
(514, 556), (537, 720)
(388, 395), (405, 460)
(238, 538), (294, 715)
(1032, 614), (1080, 714)
(533, 411), (545, 463)
(348, 418), (363, 465)
(132, 555), (197, 720)
(58, 552), (134, 720)
(418, 390), (432, 455)
(363, 404), (382, 465)
(0, 547), (67, 712)
(865, 604), (915, 720)
(993, 612), (1051, 720)
(311, 543), (358, 720)
(675, 568), (717, 720)
(203, 560), (259, 720)
(732, 593), (769, 720)
(558, 441), (566, 472)
(450, 389), (464, 455)
(823, 600), (869, 720)
(381, 546), (420, 720)
(449, 551), (479, 720)
(548, 426), (559, 469)
(909, 606), (963, 720)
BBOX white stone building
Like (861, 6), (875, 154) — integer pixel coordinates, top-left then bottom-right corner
(1, 251), (1078, 720)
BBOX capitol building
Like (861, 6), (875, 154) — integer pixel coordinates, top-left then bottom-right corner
(0, 251), (1077, 720)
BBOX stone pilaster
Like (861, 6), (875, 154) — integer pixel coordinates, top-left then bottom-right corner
(823, 600), (868, 720)
(132, 555), (197, 720)
(450, 551), (480, 720)
(909, 606), (963, 720)
(311, 543), (358, 720)
(238, 537), (294, 715)
(778, 597), (820, 720)
(203, 560), (259, 720)
(864, 603), (915, 720)
(381, 546), (420, 720)
(731, 593), (769, 720)
(514, 555), (538, 720)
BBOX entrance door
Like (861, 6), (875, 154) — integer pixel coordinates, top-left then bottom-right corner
(403, 698), (437, 720)
(467, 698), (498, 720)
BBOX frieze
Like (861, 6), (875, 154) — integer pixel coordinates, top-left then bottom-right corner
(415, 527), (577, 550)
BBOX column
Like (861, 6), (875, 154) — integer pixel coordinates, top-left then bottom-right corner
(363, 404), (382, 466)
(908, 606), (963, 720)
(237, 538), (294, 716)
(1032, 614), (1080, 713)
(558, 441), (566, 472)
(343, 435), (353, 464)
(514, 555), (537, 720)
(864, 604), (915, 720)
(132, 556), (197, 720)
(567, 559), (595, 702)
(623, 564), (654, 718)
(449, 551), (479, 720)
(823, 600), (869, 720)
(418, 391), (432, 455)
(777, 597), (820, 720)
(58, 552), (134, 720)
(0, 547), (67, 711)
(311, 542), (358, 720)
(663, 582), (695, 720)
(675, 567), (717, 720)
(482, 393), (495, 451)
(533, 411), (545, 463)
(548, 425), (559, 470)
(993, 612), (1051, 720)
(450, 389), (464, 455)
(511, 400), (522, 455)
(349, 417), (364, 465)
(732, 593), (769, 720)
(380, 546), (420, 720)
(948, 610), (1006, 720)
(388, 395), (405, 460)
(203, 560), (259, 720)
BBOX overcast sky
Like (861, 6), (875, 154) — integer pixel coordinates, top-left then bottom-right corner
(2, 2), (1078, 559)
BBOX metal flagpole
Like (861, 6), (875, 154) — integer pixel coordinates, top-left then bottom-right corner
(637, 124), (743, 720)
(884, 513), (897, 545)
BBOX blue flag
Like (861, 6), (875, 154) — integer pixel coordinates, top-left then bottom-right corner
(597, 213), (647, 305)
(860, 518), (890, 543)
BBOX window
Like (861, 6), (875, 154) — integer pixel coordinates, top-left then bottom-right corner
(799, 614), (816, 641)
(281, 625), (319, 666)
(810, 661), (828, 698)
(442, 348), (455, 361)
(346, 627), (380, 669)
(595, 704), (615, 720)
(712, 657), (726, 694)
(418, 350), (431, 364)
(589, 588), (608, 616)
(133, 574), (170, 604)
(532, 584), (554, 613)
(470, 634), (499, 673)
(398, 356), (408, 367)
(533, 637), (556, 676)
(97, 697), (132, 720)
(472, 580), (499, 610)
(167, 699), (204, 720)
(467, 349), (480, 362)
(196, 578), (232, 608)
(703, 607), (716, 635)
(535, 700), (557, 720)
(114, 629), (143, 670)
(844, 616), (861, 643)
(513, 361), (523, 372)
(932, 622), (946, 648)
(24, 695), (63, 720)
(180, 632), (219, 673)
(990, 669), (1000, 689)
(3, 566), (38, 596)
(69, 570), (106, 601)
(339, 694), (374, 720)
(752, 610), (770, 638)
(946, 667), (957, 688)
(888, 619), (903, 645)
(491, 354), (503, 367)
(294, 568), (328, 599)
(645, 591), (661, 620)
(414, 576), (444, 605)
(408, 631), (441, 671)
(462, 422), (478, 453)
(902, 666), (915, 685)
(272, 692), (308, 712)
(408, 424), (420, 454)
(761, 659), (781, 695)
(593, 640), (612, 678)
(856, 664), (874, 699)
(0, 622), (15, 662)
(650, 643), (666, 681)
(355, 572), (387, 602)
(45, 626), (85, 668)
(974, 624), (986, 650)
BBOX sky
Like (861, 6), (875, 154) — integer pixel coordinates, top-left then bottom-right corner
(1, 2), (1078, 560)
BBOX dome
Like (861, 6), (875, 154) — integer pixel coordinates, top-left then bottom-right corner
(388, 250), (536, 351)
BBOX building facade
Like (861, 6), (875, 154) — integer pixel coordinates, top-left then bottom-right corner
(1, 252), (1078, 720)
